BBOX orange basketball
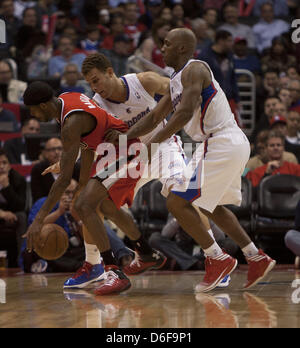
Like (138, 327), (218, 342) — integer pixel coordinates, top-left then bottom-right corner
(35, 224), (69, 260)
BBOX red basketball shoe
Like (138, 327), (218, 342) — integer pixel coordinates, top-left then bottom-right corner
(195, 253), (238, 293)
(244, 249), (276, 289)
(122, 250), (167, 275)
(94, 265), (131, 296)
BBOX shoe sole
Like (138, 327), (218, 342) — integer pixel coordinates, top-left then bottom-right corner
(94, 281), (132, 296)
(195, 259), (238, 293)
(63, 272), (106, 289)
(124, 257), (168, 276)
(243, 260), (276, 290)
(216, 276), (231, 288)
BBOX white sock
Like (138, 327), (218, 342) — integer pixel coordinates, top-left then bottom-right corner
(85, 243), (101, 265)
(207, 228), (215, 240)
(242, 242), (259, 258)
(203, 241), (223, 258)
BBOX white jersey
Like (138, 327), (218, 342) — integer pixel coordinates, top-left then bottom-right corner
(170, 59), (238, 142)
(93, 73), (165, 144)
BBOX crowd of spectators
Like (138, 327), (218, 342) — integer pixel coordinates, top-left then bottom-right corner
(0, 0), (300, 270)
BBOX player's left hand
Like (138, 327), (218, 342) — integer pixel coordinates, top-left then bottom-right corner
(42, 161), (60, 176)
(23, 219), (44, 252)
(104, 129), (123, 145)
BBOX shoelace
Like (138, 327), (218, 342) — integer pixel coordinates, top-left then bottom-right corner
(102, 270), (119, 286)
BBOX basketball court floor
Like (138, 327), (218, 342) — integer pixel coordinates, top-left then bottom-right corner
(1, 266), (300, 328)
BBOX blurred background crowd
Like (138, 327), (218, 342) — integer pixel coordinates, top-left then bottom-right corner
(1, 0), (300, 273)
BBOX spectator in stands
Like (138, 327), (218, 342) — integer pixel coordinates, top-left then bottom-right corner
(260, 37), (297, 75)
(13, 0), (36, 20)
(170, 3), (191, 29)
(252, 0), (289, 18)
(137, 18), (171, 69)
(0, 147), (27, 267)
(232, 37), (261, 78)
(101, 14), (125, 51)
(279, 73), (290, 89)
(288, 80), (300, 114)
(198, 30), (240, 124)
(284, 110), (300, 162)
(80, 25), (102, 55)
(219, 3), (255, 50)
(123, 1), (147, 49)
(202, 7), (217, 41)
(250, 96), (280, 145)
(202, 0), (227, 11)
(33, 0), (57, 27)
(191, 18), (212, 57)
(285, 110), (300, 146)
(287, 66), (300, 81)
(30, 137), (79, 203)
(59, 63), (92, 97)
(138, 0), (164, 30)
(278, 87), (292, 110)
(257, 68), (281, 105)
(100, 34), (133, 76)
(3, 117), (40, 164)
(0, 60), (27, 103)
(246, 131), (300, 187)
(285, 200), (300, 269)
(52, 11), (72, 48)
(48, 36), (86, 78)
(26, 36), (52, 79)
(246, 127), (298, 172)
(252, 2), (289, 54)
(0, 0), (21, 57)
(0, 94), (20, 132)
(273, 100), (288, 118)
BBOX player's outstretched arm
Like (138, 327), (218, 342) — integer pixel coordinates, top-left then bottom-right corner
(126, 92), (173, 140)
(25, 114), (83, 251)
(149, 62), (206, 145)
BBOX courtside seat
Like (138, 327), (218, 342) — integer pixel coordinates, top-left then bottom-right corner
(253, 174), (300, 262)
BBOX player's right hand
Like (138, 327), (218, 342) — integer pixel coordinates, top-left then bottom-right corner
(42, 161), (61, 175)
(104, 129), (123, 145)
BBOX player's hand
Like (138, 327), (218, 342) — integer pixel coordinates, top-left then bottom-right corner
(104, 129), (123, 145)
(23, 219), (44, 252)
(42, 161), (60, 175)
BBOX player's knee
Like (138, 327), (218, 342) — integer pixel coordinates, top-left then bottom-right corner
(74, 195), (92, 219)
(166, 193), (185, 215)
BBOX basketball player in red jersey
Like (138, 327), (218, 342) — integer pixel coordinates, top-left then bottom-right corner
(23, 81), (166, 295)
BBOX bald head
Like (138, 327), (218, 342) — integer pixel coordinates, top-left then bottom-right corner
(168, 28), (197, 56)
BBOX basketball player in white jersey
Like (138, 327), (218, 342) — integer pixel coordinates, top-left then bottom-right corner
(121, 28), (276, 292)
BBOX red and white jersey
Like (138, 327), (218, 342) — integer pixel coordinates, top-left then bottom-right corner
(59, 92), (131, 152)
(93, 73), (165, 144)
(170, 59), (239, 142)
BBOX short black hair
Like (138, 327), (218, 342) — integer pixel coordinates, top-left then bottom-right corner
(23, 81), (54, 106)
(215, 30), (232, 42)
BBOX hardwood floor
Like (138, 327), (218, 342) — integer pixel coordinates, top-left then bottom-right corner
(0, 267), (300, 328)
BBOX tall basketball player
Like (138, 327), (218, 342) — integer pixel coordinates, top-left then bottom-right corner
(121, 28), (276, 292)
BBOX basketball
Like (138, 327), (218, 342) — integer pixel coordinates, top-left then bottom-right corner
(35, 224), (69, 260)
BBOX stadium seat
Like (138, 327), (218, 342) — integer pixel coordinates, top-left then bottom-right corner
(253, 174), (300, 262)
